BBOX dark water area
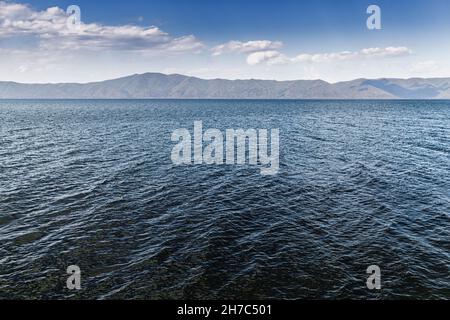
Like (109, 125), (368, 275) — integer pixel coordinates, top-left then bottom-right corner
(0, 99), (449, 299)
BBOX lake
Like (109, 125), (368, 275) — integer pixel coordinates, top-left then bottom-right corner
(0, 99), (449, 299)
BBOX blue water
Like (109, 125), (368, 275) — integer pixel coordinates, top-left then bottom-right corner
(0, 99), (449, 299)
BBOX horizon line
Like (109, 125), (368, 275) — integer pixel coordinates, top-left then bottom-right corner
(1, 98), (450, 101)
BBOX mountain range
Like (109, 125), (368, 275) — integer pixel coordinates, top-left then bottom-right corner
(1, 73), (450, 99)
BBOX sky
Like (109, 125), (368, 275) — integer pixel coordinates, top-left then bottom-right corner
(1, 0), (450, 83)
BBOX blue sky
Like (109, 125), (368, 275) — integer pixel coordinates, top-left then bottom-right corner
(1, 0), (450, 83)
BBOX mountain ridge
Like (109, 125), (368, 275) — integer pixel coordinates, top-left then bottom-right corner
(1, 72), (450, 99)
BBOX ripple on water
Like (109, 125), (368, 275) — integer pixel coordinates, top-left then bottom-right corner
(0, 99), (449, 300)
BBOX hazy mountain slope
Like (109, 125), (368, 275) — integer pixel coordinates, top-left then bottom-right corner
(364, 78), (450, 99)
(0, 73), (449, 99)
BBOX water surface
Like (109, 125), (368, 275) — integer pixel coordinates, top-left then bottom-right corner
(0, 100), (449, 299)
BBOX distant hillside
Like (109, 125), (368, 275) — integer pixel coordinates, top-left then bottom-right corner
(1, 73), (450, 99)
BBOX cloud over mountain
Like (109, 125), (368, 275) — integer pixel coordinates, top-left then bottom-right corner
(247, 47), (413, 65)
(211, 40), (283, 56)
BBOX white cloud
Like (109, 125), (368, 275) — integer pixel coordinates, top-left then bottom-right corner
(359, 47), (412, 58)
(411, 60), (439, 73)
(17, 65), (28, 73)
(247, 51), (287, 66)
(211, 40), (283, 56)
(0, 1), (204, 53)
(247, 47), (412, 65)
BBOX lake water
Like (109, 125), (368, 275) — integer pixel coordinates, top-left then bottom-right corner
(0, 99), (449, 299)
